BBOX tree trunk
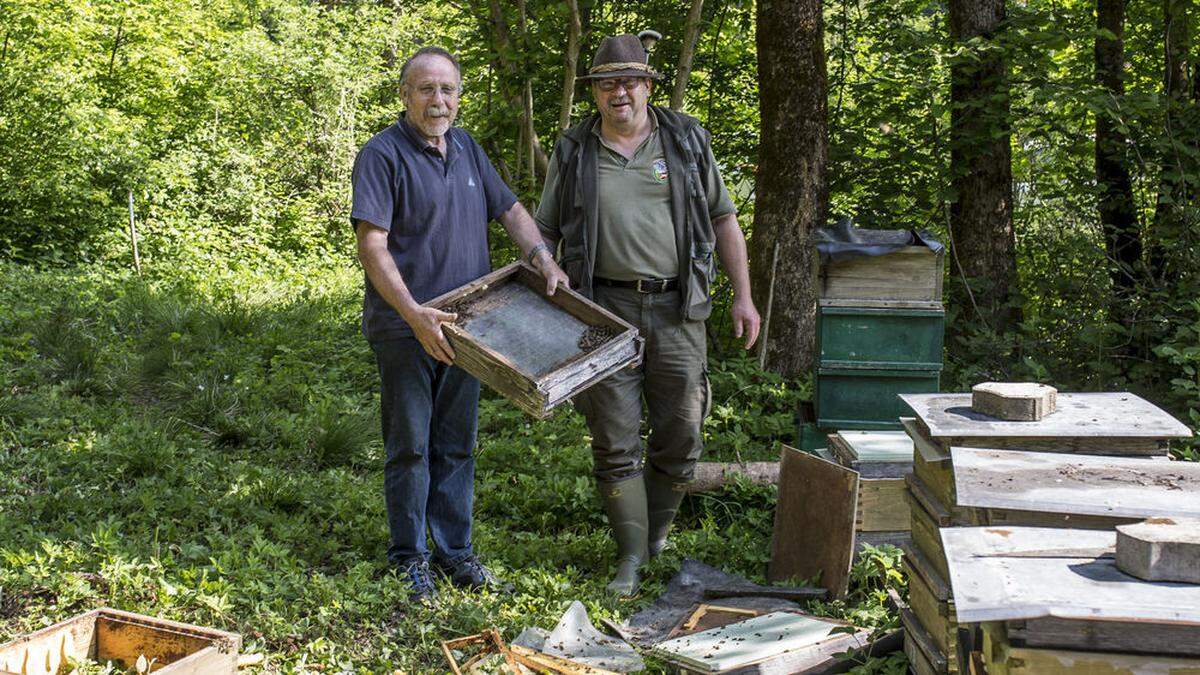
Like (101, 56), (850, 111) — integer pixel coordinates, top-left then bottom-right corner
(749, 0), (828, 377)
(1094, 0), (1141, 309)
(559, 0), (583, 132)
(1149, 0), (1194, 285)
(486, 0), (550, 184)
(948, 0), (1018, 329)
(671, 0), (706, 111)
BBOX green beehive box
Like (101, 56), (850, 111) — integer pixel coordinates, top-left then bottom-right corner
(817, 305), (945, 370)
(815, 367), (940, 430)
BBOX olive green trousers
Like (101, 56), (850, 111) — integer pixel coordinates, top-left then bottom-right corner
(574, 286), (711, 484)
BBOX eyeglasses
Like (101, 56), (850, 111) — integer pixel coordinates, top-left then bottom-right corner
(595, 78), (644, 93)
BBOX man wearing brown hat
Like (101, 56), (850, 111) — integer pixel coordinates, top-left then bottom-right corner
(536, 33), (760, 596)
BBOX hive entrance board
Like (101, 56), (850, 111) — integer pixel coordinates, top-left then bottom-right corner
(427, 262), (642, 418)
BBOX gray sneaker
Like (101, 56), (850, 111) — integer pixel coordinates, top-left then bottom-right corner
(399, 560), (438, 604)
(438, 555), (514, 593)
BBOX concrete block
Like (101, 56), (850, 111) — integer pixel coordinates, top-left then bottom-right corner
(972, 382), (1058, 421)
(1116, 517), (1200, 584)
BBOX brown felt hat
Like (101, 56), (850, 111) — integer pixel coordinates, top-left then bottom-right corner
(578, 33), (664, 81)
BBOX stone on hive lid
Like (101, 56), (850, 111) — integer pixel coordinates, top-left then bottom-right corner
(971, 382), (1058, 421)
(1115, 517), (1200, 585)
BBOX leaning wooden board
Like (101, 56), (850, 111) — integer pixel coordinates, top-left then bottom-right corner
(768, 445), (858, 598)
(426, 262), (643, 418)
(899, 392), (1192, 456)
(0, 608), (241, 674)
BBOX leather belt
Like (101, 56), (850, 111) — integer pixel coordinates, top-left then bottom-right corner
(595, 277), (680, 293)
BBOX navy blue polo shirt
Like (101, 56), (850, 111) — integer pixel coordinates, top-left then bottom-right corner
(350, 117), (517, 341)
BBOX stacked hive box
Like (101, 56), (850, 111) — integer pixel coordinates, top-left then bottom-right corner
(896, 392), (1193, 675)
(827, 430), (913, 553)
(942, 524), (1200, 674)
(813, 246), (945, 432)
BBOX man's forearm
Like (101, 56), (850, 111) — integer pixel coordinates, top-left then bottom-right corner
(500, 202), (557, 259)
(713, 213), (752, 298)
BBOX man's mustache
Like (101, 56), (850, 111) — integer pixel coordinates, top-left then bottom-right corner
(426, 106), (451, 118)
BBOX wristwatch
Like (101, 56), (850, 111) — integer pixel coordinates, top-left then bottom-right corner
(526, 242), (549, 266)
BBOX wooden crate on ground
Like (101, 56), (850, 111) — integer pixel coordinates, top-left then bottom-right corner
(0, 608), (241, 675)
(426, 262), (643, 418)
(815, 246), (944, 302)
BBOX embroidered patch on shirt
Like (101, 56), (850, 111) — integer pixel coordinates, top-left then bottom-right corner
(652, 159), (669, 183)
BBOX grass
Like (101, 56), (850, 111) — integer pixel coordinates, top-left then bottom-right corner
(0, 259), (905, 673)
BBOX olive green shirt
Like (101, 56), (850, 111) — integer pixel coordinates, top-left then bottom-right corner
(537, 118), (737, 281)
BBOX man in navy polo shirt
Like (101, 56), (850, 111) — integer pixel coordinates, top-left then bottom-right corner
(351, 46), (567, 603)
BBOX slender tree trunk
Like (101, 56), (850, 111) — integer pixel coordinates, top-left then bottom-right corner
(948, 0), (1018, 329)
(749, 0), (827, 377)
(486, 0), (550, 184)
(1149, 0), (1194, 285)
(1095, 0), (1141, 309)
(559, 0), (583, 132)
(671, 0), (706, 111)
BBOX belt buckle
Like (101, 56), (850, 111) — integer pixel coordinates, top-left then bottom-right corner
(636, 278), (664, 294)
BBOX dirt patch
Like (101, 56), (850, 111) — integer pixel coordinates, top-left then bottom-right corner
(578, 325), (620, 352)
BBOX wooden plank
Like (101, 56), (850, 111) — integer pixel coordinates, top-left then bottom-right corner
(95, 610), (239, 674)
(907, 557), (959, 657)
(819, 298), (944, 310)
(998, 645), (1200, 674)
(940, 526), (1200, 625)
(818, 247), (943, 302)
(913, 444), (956, 509)
(904, 540), (950, 602)
(901, 606), (952, 674)
(902, 416), (950, 463)
(1008, 618), (1200, 657)
(768, 445), (858, 598)
(0, 611), (97, 675)
(856, 478), (909, 531)
(906, 480), (951, 582)
(900, 392), (1192, 443)
(951, 447), (1200, 520)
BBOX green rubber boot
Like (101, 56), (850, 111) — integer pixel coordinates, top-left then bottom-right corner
(645, 468), (689, 558)
(598, 477), (648, 597)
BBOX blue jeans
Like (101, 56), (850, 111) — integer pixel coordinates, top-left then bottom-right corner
(372, 337), (479, 568)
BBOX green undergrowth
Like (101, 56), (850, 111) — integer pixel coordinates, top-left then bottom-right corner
(0, 260), (902, 673)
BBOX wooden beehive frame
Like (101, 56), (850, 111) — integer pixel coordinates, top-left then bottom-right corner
(0, 608), (241, 675)
(426, 262), (643, 418)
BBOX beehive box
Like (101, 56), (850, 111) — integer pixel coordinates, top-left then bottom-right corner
(815, 246), (944, 303)
(427, 262), (643, 418)
(0, 608), (241, 674)
(827, 430), (912, 534)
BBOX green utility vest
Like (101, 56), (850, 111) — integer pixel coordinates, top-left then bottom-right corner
(548, 106), (719, 322)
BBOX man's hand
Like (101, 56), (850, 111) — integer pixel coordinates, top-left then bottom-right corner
(406, 306), (458, 365)
(731, 295), (762, 350)
(532, 249), (570, 295)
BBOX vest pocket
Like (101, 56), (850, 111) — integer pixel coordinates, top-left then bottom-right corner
(685, 241), (715, 321)
(559, 243), (586, 287)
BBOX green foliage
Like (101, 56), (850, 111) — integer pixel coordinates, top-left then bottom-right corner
(0, 261), (906, 671)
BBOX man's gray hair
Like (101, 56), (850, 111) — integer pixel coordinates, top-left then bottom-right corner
(400, 46), (462, 87)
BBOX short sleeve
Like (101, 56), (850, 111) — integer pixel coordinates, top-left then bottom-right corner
(535, 149), (563, 240)
(701, 139), (737, 220)
(473, 139), (518, 221)
(350, 146), (396, 231)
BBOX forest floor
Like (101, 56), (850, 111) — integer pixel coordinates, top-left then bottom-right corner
(0, 260), (906, 673)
